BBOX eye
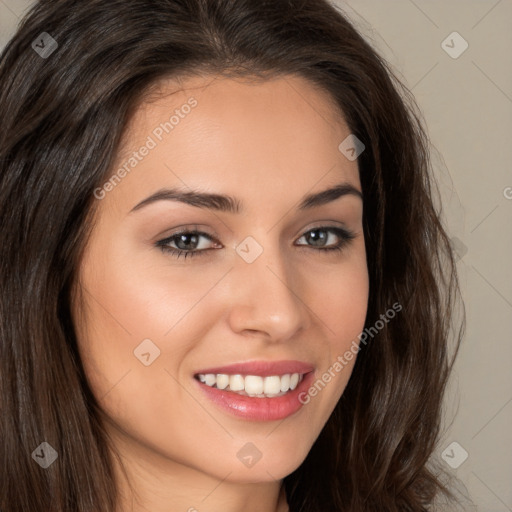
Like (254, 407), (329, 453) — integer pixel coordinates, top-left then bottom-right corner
(295, 226), (355, 253)
(156, 225), (356, 260)
(156, 229), (220, 260)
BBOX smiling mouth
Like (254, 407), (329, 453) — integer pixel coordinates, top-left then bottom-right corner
(194, 372), (307, 398)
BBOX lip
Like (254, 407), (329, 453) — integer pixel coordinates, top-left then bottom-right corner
(194, 364), (316, 422)
(194, 360), (314, 377)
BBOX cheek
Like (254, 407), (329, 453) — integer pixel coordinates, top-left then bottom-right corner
(73, 229), (235, 412)
(302, 244), (369, 402)
(72, 241), (213, 454)
(76, 232), (216, 347)
(309, 245), (369, 347)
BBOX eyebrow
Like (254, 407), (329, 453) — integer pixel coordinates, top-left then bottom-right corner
(129, 182), (363, 214)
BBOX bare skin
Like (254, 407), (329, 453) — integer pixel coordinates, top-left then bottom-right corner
(72, 73), (369, 512)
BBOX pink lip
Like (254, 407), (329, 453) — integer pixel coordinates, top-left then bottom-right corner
(194, 360), (314, 377)
(194, 367), (316, 422)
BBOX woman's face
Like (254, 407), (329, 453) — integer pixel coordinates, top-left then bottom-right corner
(73, 73), (369, 484)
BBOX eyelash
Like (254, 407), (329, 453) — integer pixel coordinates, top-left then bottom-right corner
(156, 226), (356, 260)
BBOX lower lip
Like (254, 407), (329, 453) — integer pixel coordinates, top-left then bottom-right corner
(194, 372), (315, 421)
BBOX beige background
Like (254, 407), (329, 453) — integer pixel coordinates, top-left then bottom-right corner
(1, 1), (511, 510)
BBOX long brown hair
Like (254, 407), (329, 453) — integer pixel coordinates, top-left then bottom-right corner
(0, 0), (465, 510)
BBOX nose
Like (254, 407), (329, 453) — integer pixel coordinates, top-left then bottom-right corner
(226, 239), (311, 342)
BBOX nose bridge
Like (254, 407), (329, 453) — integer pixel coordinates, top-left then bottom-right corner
(226, 234), (310, 340)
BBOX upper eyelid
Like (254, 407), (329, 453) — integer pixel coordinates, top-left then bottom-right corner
(164, 219), (352, 236)
(160, 229), (219, 244)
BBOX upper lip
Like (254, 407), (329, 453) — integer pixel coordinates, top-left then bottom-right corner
(194, 360), (314, 377)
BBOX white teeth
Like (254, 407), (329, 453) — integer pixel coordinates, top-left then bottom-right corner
(229, 374), (245, 392)
(280, 374), (290, 392)
(263, 376), (281, 395)
(204, 374), (216, 386)
(290, 373), (300, 390)
(196, 372), (305, 397)
(216, 374), (229, 390)
(245, 375), (263, 395)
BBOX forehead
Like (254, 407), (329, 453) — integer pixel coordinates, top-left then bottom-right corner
(105, 73), (360, 213)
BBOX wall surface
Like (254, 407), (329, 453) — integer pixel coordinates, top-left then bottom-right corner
(333, 2), (512, 511)
(1, 1), (511, 510)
